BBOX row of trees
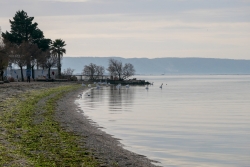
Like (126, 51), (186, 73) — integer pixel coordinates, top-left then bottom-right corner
(82, 58), (135, 80)
(0, 10), (66, 81)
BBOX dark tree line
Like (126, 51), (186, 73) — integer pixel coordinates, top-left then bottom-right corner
(0, 10), (66, 81)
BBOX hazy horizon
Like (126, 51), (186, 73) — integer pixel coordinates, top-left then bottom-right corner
(63, 56), (250, 61)
(61, 57), (250, 75)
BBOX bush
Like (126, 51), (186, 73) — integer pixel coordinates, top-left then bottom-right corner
(8, 77), (15, 82)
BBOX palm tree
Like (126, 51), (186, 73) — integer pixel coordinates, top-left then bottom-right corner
(50, 39), (66, 78)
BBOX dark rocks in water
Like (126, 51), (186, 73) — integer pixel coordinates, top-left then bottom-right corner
(91, 79), (150, 85)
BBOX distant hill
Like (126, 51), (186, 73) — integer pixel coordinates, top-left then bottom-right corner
(61, 57), (250, 75)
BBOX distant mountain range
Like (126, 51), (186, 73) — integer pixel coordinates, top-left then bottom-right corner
(61, 57), (250, 75)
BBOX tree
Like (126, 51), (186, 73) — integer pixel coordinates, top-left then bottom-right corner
(122, 63), (135, 79)
(107, 58), (135, 80)
(62, 68), (74, 76)
(1, 10), (50, 49)
(8, 41), (40, 81)
(50, 39), (66, 78)
(0, 32), (8, 81)
(40, 51), (57, 79)
(1, 10), (51, 70)
(28, 43), (42, 80)
(107, 58), (122, 79)
(95, 65), (105, 79)
(82, 63), (97, 80)
(0, 50), (8, 81)
(82, 63), (105, 80)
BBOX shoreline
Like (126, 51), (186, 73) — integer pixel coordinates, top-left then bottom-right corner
(55, 85), (160, 167)
(0, 82), (160, 167)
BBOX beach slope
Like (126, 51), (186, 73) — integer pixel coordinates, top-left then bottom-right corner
(0, 82), (159, 167)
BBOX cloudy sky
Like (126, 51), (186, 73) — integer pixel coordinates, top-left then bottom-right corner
(0, 0), (250, 59)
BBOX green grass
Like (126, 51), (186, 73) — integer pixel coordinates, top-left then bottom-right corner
(0, 84), (99, 167)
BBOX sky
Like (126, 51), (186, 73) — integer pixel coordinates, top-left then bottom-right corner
(0, 0), (250, 59)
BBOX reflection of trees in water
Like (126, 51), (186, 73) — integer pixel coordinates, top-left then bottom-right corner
(83, 88), (105, 110)
(108, 86), (135, 112)
(82, 86), (135, 113)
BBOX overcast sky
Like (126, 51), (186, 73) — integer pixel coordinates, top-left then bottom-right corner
(0, 0), (250, 59)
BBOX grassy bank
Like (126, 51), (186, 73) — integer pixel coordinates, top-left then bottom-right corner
(0, 84), (99, 167)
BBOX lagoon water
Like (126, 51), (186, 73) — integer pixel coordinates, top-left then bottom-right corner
(76, 75), (250, 167)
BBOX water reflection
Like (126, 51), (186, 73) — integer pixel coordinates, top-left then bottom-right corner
(76, 76), (250, 167)
(108, 86), (135, 113)
(81, 85), (136, 113)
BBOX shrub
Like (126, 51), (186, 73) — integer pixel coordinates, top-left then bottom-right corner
(8, 77), (15, 82)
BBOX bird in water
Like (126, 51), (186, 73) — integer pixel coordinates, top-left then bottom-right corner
(96, 84), (100, 89)
(159, 83), (163, 89)
(126, 84), (130, 88)
(145, 85), (149, 89)
(78, 93), (83, 98)
(116, 84), (121, 89)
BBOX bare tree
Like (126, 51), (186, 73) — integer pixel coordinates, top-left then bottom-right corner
(82, 63), (105, 80)
(95, 65), (105, 79)
(62, 68), (74, 76)
(40, 51), (57, 79)
(122, 63), (135, 79)
(7, 43), (26, 81)
(82, 63), (97, 80)
(107, 58), (122, 79)
(7, 41), (41, 81)
(107, 58), (135, 80)
(29, 44), (42, 79)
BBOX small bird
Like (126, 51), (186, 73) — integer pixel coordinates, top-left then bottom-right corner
(88, 84), (91, 87)
(78, 93), (83, 98)
(87, 93), (90, 96)
(145, 85), (149, 89)
(82, 83), (86, 86)
(160, 83), (163, 89)
(96, 84), (100, 89)
(126, 84), (130, 88)
(116, 84), (121, 89)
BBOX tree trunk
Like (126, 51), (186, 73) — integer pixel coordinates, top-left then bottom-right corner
(31, 65), (35, 80)
(0, 71), (3, 81)
(48, 67), (51, 79)
(20, 66), (24, 81)
(58, 54), (61, 78)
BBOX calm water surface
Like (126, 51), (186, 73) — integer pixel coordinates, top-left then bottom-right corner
(76, 75), (250, 167)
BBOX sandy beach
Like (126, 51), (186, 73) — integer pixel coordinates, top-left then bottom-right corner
(0, 82), (159, 167)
